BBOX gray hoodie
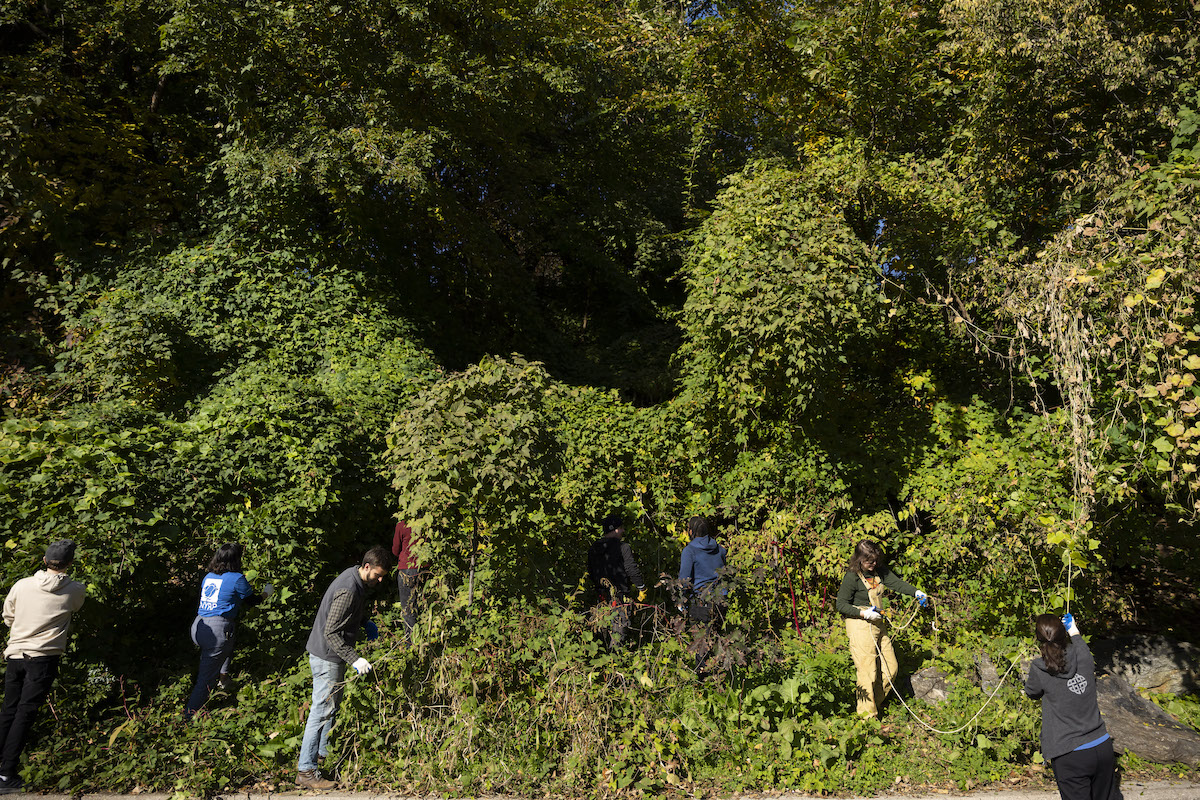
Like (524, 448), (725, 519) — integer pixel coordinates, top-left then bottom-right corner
(3, 569), (87, 658)
(1024, 633), (1108, 761)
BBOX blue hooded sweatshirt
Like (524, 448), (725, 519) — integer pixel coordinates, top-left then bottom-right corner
(679, 536), (727, 596)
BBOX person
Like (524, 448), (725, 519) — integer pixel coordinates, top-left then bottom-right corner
(586, 513), (645, 649)
(678, 516), (728, 671)
(835, 539), (929, 719)
(1025, 612), (1117, 800)
(391, 521), (419, 642)
(184, 543), (273, 718)
(296, 545), (393, 790)
(0, 540), (86, 794)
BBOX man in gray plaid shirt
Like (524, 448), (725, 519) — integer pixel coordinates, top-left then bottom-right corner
(296, 545), (393, 790)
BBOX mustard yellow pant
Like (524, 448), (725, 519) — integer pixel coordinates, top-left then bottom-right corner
(846, 616), (897, 718)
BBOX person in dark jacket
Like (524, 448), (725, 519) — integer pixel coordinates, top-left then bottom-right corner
(835, 539), (928, 718)
(586, 513), (645, 649)
(679, 516), (727, 614)
(678, 516), (728, 671)
(296, 546), (393, 791)
(184, 543), (272, 718)
(391, 521), (419, 642)
(1025, 612), (1117, 800)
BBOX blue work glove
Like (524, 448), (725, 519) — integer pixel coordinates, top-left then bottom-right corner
(363, 620), (379, 641)
(915, 590), (928, 608)
(1061, 613), (1079, 636)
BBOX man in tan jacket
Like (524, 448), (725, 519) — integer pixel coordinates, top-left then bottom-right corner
(0, 540), (86, 794)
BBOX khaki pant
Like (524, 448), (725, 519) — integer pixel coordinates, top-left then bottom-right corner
(846, 570), (897, 718)
(846, 615), (897, 717)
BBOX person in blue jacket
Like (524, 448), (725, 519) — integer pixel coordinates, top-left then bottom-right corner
(185, 543), (272, 717)
(1025, 612), (1117, 800)
(678, 516), (727, 670)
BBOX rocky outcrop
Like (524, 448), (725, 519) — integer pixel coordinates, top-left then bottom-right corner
(1097, 674), (1200, 766)
(1093, 635), (1200, 695)
(910, 665), (950, 704)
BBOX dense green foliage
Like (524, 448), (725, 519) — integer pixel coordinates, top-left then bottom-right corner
(2, 0), (1199, 793)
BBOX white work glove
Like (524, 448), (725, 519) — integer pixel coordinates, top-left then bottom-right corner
(351, 657), (372, 675)
(915, 590), (928, 608)
(260, 583), (275, 599)
(1062, 613), (1080, 637)
(861, 607), (882, 621)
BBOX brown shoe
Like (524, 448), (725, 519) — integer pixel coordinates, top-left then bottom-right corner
(296, 770), (336, 790)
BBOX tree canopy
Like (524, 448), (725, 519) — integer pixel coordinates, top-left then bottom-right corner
(2, 0), (1199, 793)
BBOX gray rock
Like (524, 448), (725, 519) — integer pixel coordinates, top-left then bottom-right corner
(1093, 635), (1200, 695)
(1096, 673), (1200, 766)
(911, 665), (950, 705)
(974, 652), (1002, 693)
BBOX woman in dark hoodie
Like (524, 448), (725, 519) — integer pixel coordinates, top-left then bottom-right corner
(678, 516), (727, 621)
(679, 516), (727, 670)
(1025, 613), (1116, 800)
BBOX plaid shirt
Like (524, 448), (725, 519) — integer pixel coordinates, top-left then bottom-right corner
(322, 589), (361, 664)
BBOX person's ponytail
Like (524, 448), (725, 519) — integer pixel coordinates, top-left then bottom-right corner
(1034, 614), (1070, 675)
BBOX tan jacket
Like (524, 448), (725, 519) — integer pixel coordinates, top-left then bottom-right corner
(3, 569), (86, 658)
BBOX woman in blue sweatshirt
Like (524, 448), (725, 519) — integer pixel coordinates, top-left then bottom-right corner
(1025, 613), (1116, 800)
(679, 516), (727, 669)
(679, 516), (727, 618)
(185, 543), (272, 717)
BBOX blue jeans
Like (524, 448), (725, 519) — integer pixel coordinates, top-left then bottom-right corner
(186, 615), (235, 713)
(298, 655), (345, 772)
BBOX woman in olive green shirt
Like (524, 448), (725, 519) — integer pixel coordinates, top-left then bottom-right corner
(836, 540), (928, 718)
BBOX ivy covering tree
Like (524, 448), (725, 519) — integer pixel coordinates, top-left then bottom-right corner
(1, 0), (1198, 794)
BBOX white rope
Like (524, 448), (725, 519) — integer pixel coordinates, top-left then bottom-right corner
(871, 600), (1031, 735)
(884, 598), (925, 632)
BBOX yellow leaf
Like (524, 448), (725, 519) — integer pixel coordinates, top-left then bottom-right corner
(108, 719), (133, 748)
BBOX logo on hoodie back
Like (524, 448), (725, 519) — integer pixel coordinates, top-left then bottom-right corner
(1067, 674), (1088, 695)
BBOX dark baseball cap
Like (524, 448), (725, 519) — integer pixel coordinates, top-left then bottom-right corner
(601, 513), (624, 534)
(45, 540), (77, 564)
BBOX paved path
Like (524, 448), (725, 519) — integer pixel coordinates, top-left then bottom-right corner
(13, 778), (1200, 800)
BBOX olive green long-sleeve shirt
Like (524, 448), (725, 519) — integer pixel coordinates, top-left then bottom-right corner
(835, 567), (918, 619)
